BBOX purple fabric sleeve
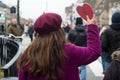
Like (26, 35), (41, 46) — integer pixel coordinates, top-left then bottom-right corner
(65, 24), (102, 66)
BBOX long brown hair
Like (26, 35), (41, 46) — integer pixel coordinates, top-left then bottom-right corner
(17, 28), (67, 79)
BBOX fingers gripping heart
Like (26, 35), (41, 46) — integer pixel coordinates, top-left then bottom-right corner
(76, 3), (94, 21)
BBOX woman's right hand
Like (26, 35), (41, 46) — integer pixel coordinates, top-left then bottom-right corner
(86, 15), (96, 25)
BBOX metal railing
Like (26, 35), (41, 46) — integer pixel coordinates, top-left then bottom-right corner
(0, 33), (22, 78)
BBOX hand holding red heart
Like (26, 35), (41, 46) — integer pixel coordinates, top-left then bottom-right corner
(76, 3), (94, 21)
(86, 15), (96, 25)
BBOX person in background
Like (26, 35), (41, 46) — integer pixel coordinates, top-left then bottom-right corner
(17, 13), (101, 80)
(22, 20), (30, 37)
(101, 12), (120, 73)
(0, 24), (5, 34)
(5, 19), (21, 76)
(6, 18), (21, 36)
(68, 17), (87, 80)
(27, 20), (34, 42)
(103, 48), (120, 80)
(99, 25), (109, 74)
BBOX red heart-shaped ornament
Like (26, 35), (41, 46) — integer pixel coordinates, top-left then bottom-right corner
(76, 3), (94, 21)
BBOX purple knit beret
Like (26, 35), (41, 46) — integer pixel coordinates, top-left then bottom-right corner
(34, 13), (62, 35)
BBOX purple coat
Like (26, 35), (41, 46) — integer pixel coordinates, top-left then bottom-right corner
(18, 24), (102, 80)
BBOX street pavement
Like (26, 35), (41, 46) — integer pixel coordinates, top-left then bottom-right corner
(21, 35), (31, 52)
(21, 36), (104, 80)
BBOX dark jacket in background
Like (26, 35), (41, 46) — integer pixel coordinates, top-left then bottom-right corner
(101, 23), (120, 62)
(68, 24), (87, 46)
(28, 25), (34, 35)
(28, 25), (34, 41)
(68, 17), (87, 46)
(6, 24), (21, 36)
(103, 48), (120, 80)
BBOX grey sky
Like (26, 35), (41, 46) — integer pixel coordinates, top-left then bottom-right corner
(2, 0), (77, 19)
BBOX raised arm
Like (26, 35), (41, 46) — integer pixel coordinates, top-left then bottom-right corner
(66, 15), (102, 66)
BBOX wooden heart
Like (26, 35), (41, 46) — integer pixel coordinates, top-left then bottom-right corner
(76, 3), (94, 21)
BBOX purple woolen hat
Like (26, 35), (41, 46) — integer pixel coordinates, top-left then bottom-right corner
(34, 13), (62, 35)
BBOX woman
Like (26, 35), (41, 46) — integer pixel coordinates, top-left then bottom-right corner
(17, 13), (101, 80)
